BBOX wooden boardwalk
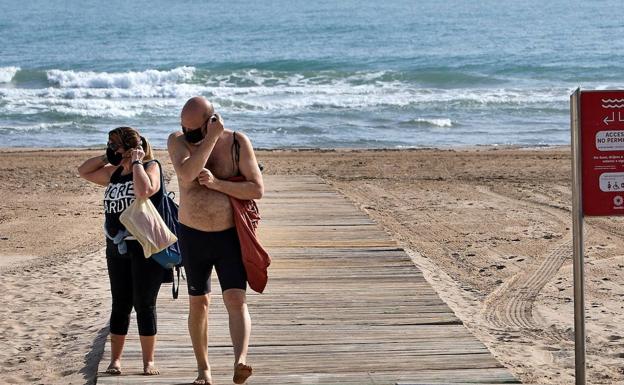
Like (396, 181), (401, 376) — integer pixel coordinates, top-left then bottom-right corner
(96, 175), (519, 385)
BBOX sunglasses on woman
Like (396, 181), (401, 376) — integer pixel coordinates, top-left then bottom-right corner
(107, 141), (129, 152)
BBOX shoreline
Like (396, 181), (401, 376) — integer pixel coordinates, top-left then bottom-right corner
(0, 144), (571, 153)
(1, 147), (622, 385)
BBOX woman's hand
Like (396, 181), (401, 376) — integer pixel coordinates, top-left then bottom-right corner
(129, 147), (145, 163)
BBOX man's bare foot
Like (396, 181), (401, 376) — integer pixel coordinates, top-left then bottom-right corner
(233, 362), (252, 384)
(192, 369), (212, 385)
(143, 362), (160, 375)
(105, 360), (121, 375)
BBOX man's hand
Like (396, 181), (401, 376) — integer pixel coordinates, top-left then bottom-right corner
(197, 168), (219, 189)
(204, 113), (224, 141)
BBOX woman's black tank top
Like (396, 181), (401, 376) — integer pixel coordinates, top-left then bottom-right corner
(104, 162), (163, 236)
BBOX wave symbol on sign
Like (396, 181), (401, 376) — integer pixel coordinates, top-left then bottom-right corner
(602, 99), (624, 109)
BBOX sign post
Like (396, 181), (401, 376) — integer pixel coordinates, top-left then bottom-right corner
(570, 89), (585, 385)
(571, 88), (624, 385)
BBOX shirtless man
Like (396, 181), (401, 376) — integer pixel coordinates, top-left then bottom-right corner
(168, 96), (263, 385)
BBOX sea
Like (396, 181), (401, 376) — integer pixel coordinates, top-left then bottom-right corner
(1, 0), (623, 149)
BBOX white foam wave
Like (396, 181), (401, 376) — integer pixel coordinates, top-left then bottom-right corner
(1, 122), (80, 132)
(46, 66), (196, 89)
(38, 83), (204, 99)
(0, 66), (20, 83)
(209, 70), (393, 87)
(0, 88), (182, 118)
(208, 85), (569, 110)
(0, 83), (571, 119)
(413, 118), (453, 127)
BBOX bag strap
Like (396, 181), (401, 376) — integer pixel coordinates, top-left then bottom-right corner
(232, 132), (241, 176)
(231, 132), (265, 173)
(146, 159), (175, 200)
(173, 267), (180, 299)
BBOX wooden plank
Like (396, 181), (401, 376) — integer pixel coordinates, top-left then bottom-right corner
(96, 175), (519, 385)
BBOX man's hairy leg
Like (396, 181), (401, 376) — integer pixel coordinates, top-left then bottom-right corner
(223, 288), (252, 383)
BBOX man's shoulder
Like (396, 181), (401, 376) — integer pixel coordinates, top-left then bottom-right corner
(167, 131), (185, 147)
(232, 130), (252, 146)
(168, 131), (184, 140)
(167, 131), (192, 159)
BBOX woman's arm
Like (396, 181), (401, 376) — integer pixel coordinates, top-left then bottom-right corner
(78, 154), (116, 186)
(133, 162), (161, 198)
(129, 149), (161, 199)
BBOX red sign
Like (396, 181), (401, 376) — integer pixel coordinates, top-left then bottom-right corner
(581, 91), (624, 215)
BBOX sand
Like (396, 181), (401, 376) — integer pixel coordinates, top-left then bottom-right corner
(0, 147), (623, 384)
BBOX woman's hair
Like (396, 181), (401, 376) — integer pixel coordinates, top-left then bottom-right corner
(108, 126), (154, 161)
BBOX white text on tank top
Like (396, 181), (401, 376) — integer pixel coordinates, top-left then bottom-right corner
(104, 180), (135, 214)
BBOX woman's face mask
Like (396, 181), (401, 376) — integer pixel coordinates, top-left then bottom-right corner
(106, 141), (125, 165)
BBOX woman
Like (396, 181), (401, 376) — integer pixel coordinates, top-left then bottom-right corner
(78, 126), (165, 376)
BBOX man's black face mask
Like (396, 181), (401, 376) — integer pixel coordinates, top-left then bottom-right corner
(182, 117), (210, 144)
(183, 127), (205, 144)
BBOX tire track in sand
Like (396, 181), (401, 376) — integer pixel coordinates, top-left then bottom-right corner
(334, 179), (573, 341)
(478, 186), (572, 341)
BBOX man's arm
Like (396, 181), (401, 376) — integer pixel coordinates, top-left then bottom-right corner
(167, 118), (223, 183)
(197, 132), (264, 200)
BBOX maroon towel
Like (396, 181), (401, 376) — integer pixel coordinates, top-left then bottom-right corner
(228, 176), (271, 293)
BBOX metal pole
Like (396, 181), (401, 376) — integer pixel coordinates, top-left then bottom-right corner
(570, 88), (586, 385)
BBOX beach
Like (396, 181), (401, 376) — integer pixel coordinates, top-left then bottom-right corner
(0, 147), (622, 384)
(2, 0), (624, 383)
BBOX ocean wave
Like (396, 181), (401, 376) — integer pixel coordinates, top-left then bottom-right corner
(0, 122), (90, 133)
(402, 118), (453, 128)
(203, 69), (389, 87)
(1, 66), (576, 112)
(201, 69), (501, 88)
(0, 85), (203, 105)
(210, 86), (570, 110)
(0, 85), (571, 119)
(12, 66), (497, 90)
(0, 67), (20, 83)
(38, 83), (204, 99)
(0, 90), (177, 118)
(46, 66), (196, 89)
(199, 59), (351, 72)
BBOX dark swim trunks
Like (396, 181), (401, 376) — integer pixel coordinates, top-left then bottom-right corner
(178, 223), (247, 295)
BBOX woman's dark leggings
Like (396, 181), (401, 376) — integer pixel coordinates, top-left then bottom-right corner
(106, 239), (164, 336)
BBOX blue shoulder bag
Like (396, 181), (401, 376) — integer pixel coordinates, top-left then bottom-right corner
(148, 160), (182, 299)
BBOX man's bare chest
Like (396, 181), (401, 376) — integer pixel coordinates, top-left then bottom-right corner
(206, 153), (236, 179)
(187, 143), (235, 179)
